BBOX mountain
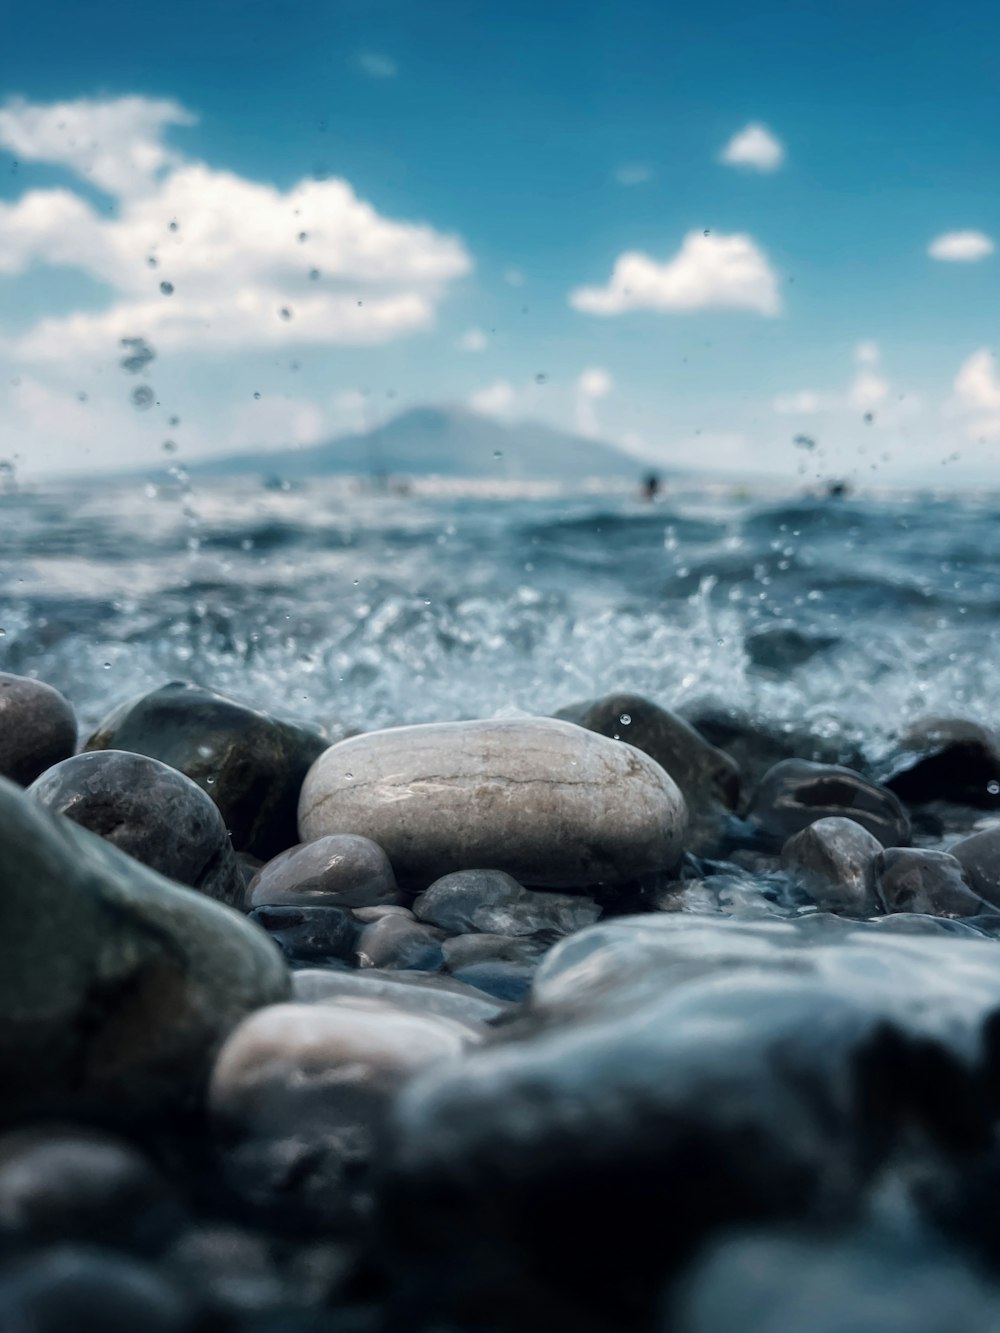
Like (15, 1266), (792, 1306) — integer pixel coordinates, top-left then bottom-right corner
(188, 406), (654, 482)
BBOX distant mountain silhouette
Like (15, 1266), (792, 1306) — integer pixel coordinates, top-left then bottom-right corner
(189, 406), (653, 482)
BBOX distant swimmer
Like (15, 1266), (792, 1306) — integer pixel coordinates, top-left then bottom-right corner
(640, 471), (661, 501)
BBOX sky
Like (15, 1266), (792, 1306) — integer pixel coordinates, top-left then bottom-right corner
(1, 0), (999, 482)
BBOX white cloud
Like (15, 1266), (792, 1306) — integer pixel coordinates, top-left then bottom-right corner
(773, 389), (826, 415)
(773, 342), (916, 430)
(849, 370), (889, 411)
(950, 348), (1000, 438)
(570, 230), (781, 317)
(575, 366), (614, 437)
(457, 327), (488, 352)
(614, 163), (653, 186)
(356, 51), (398, 79)
(719, 123), (785, 173)
(468, 379), (516, 420)
(928, 231), (994, 262)
(0, 96), (471, 363)
(504, 267), (525, 287)
(855, 340), (880, 365)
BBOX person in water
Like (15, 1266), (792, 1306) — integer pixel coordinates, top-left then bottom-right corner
(641, 472), (661, 501)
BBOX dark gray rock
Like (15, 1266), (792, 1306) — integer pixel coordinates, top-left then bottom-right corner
(0, 1127), (178, 1255)
(880, 716), (1000, 809)
(749, 759), (910, 848)
(245, 834), (401, 912)
(84, 680), (328, 860)
(0, 673), (77, 786)
(556, 692), (739, 853)
(356, 914), (445, 972)
(949, 826), (1000, 908)
(29, 750), (244, 906)
(413, 869), (599, 938)
(874, 847), (990, 918)
(0, 774), (289, 1123)
(0, 1246), (196, 1333)
(745, 624), (838, 674)
(670, 1231), (1000, 1333)
(377, 913), (1000, 1331)
(780, 817), (881, 914)
(249, 904), (358, 965)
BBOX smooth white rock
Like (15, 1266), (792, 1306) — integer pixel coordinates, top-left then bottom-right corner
(298, 717), (688, 888)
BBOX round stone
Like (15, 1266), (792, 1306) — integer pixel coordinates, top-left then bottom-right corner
(298, 717), (688, 889)
(29, 750), (244, 906)
(780, 817), (881, 915)
(244, 834), (401, 912)
(0, 673), (77, 786)
(749, 759), (910, 848)
(413, 869), (600, 937)
(874, 848), (990, 918)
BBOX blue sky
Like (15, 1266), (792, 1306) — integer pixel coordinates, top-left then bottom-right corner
(1, 0), (999, 480)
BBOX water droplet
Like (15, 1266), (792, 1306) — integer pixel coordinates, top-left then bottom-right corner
(619, 713), (631, 725)
(162, 439), (177, 453)
(253, 391), (261, 400)
(279, 307), (293, 320)
(493, 450), (503, 459)
(309, 268), (321, 280)
(988, 780), (1000, 796)
(298, 231), (308, 242)
(77, 391), (88, 403)
(703, 229), (711, 236)
(863, 412), (874, 424)
(206, 775), (215, 785)
(103, 662), (111, 670)
(168, 220), (179, 232)
(344, 772), (354, 781)
(169, 415), (181, 427)
(535, 372), (547, 384)
(131, 385), (155, 411)
(159, 280), (174, 295)
(0, 628), (6, 638)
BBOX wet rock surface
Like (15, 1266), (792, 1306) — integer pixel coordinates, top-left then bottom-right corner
(298, 717), (688, 888)
(0, 672), (77, 787)
(874, 847), (992, 917)
(84, 680), (327, 861)
(245, 834), (402, 911)
(413, 868), (599, 936)
(29, 750), (245, 906)
(780, 816), (881, 914)
(749, 758), (911, 848)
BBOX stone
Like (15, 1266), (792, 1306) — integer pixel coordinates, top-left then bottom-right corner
(352, 904), (413, 924)
(880, 716), (1000, 809)
(442, 932), (549, 971)
(749, 759), (910, 848)
(299, 718), (687, 889)
(555, 692), (739, 852)
(874, 848), (991, 918)
(29, 750), (244, 906)
(744, 624), (838, 674)
(0, 1246), (196, 1333)
(948, 827), (1000, 908)
(356, 914), (445, 972)
(291, 967), (505, 1026)
(84, 680), (328, 860)
(0, 672), (77, 786)
(248, 904), (358, 965)
(780, 817), (881, 915)
(244, 834), (402, 912)
(449, 960), (535, 1002)
(0, 1127), (179, 1255)
(413, 869), (599, 937)
(209, 1001), (472, 1225)
(0, 775), (289, 1122)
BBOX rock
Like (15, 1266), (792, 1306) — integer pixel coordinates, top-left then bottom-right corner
(0, 1127), (179, 1255)
(245, 834), (402, 912)
(356, 915), (445, 972)
(209, 1001), (471, 1226)
(780, 817), (881, 915)
(745, 624), (838, 675)
(449, 960), (535, 1002)
(0, 673), (77, 786)
(413, 869), (599, 937)
(291, 967), (505, 1026)
(880, 717), (1000, 809)
(352, 904), (413, 924)
(749, 759), (910, 848)
(299, 718), (687, 889)
(29, 750), (244, 906)
(0, 1246), (196, 1333)
(670, 1230), (1000, 1333)
(249, 904), (358, 965)
(948, 827), (1000, 908)
(874, 848), (990, 918)
(376, 914), (1000, 1331)
(555, 693), (738, 852)
(0, 774), (289, 1122)
(84, 680), (328, 860)
(442, 932), (549, 971)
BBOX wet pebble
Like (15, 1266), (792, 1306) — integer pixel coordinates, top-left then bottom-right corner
(780, 816), (881, 915)
(29, 750), (244, 906)
(356, 914), (445, 972)
(291, 965), (505, 1026)
(874, 847), (991, 918)
(0, 672), (77, 786)
(245, 834), (402, 911)
(881, 716), (1000, 809)
(413, 869), (599, 937)
(749, 759), (910, 848)
(948, 826), (1000, 908)
(249, 903), (358, 964)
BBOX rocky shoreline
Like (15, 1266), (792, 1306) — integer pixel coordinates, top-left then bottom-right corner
(5, 672), (1000, 1329)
